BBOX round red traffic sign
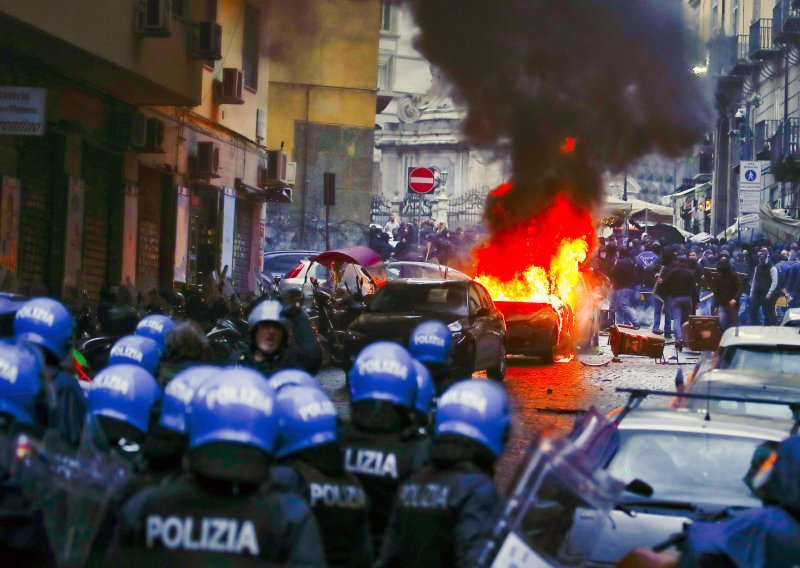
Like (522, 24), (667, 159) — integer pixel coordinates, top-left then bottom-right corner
(408, 167), (436, 194)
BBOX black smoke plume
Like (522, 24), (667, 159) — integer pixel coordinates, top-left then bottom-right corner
(410, 0), (711, 229)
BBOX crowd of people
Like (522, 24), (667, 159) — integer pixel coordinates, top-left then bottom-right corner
(595, 233), (800, 348)
(0, 295), (509, 567)
(368, 214), (485, 271)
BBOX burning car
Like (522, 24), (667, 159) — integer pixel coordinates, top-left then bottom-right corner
(492, 300), (573, 363)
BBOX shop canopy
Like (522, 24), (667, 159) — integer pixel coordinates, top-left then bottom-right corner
(601, 197), (674, 225)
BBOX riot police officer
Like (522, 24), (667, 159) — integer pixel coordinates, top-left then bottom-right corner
(230, 299), (322, 377)
(0, 340), (55, 565)
(107, 335), (162, 376)
(135, 314), (176, 352)
(339, 341), (430, 553)
(271, 385), (373, 567)
(14, 297), (87, 447)
(143, 365), (219, 479)
(376, 379), (510, 568)
(105, 367), (325, 566)
(409, 321), (454, 394)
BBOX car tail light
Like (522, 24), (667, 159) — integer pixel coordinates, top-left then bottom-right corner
(285, 263), (304, 279)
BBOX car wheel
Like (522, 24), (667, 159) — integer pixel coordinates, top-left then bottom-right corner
(487, 340), (506, 381)
(540, 328), (557, 364)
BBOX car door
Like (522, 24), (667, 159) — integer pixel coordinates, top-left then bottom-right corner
(468, 283), (492, 368)
(477, 283), (505, 356)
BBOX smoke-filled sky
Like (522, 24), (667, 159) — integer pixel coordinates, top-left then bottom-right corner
(409, 0), (712, 230)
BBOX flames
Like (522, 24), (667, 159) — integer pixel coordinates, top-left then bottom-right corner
(472, 191), (596, 334)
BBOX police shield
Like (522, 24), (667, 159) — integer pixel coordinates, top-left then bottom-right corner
(10, 427), (134, 566)
(481, 409), (624, 567)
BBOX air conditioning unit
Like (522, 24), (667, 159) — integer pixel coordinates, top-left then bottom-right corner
(214, 68), (244, 104)
(130, 112), (148, 150)
(145, 118), (165, 152)
(191, 141), (220, 178)
(265, 150), (288, 183)
(190, 21), (222, 60)
(135, 0), (172, 37)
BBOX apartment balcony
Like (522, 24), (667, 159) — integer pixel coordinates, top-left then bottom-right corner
(755, 119), (780, 159)
(750, 19), (780, 60)
(773, 0), (800, 44)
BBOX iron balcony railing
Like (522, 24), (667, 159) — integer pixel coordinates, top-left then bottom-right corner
(750, 18), (778, 59)
(774, 0), (800, 43)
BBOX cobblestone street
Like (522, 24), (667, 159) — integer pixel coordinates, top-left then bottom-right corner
(317, 336), (700, 490)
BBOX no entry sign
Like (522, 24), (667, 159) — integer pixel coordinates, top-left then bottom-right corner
(407, 167), (436, 194)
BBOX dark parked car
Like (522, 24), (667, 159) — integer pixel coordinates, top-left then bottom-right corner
(262, 250), (319, 281)
(344, 279), (507, 380)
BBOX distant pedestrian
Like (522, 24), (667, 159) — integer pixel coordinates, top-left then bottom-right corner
(610, 249), (640, 328)
(661, 255), (699, 350)
(750, 248), (779, 325)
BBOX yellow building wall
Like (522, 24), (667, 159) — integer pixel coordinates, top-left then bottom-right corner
(266, 0), (381, 157)
(0, 0), (202, 104)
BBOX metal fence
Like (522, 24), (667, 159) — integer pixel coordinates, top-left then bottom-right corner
(447, 189), (486, 230)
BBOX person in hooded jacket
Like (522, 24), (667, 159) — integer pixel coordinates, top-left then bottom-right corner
(711, 257), (742, 331)
(339, 342), (430, 553)
(0, 340), (56, 566)
(14, 298), (87, 448)
(270, 385), (373, 568)
(104, 367), (325, 567)
(375, 379), (509, 568)
(230, 299), (322, 377)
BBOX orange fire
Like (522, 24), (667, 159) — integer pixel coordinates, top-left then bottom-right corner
(472, 191), (597, 341)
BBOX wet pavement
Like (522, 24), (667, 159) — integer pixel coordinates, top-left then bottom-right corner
(317, 337), (699, 491)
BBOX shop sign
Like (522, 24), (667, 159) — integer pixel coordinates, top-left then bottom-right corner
(0, 87), (46, 136)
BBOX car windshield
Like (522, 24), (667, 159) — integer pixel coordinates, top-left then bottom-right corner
(718, 346), (800, 374)
(682, 388), (796, 420)
(368, 285), (467, 316)
(607, 430), (765, 508)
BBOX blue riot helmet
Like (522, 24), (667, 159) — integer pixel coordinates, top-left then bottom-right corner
(189, 368), (277, 453)
(412, 359), (435, 416)
(0, 341), (46, 425)
(14, 297), (73, 361)
(268, 369), (320, 393)
(108, 335), (161, 375)
(274, 385), (338, 459)
(409, 321), (452, 365)
(88, 364), (161, 436)
(436, 380), (510, 457)
(159, 365), (219, 435)
(349, 341), (417, 409)
(135, 315), (175, 351)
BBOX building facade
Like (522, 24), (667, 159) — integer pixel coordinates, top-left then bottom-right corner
(687, 0), (800, 235)
(0, 0), (382, 301)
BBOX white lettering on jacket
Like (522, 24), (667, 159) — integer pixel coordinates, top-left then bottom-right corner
(0, 360), (18, 384)
(145, 516), (259, 555)
(413, 334), (445, 348)
(297, 400), (336, 421)
(344, 448), (398, 479)
(93, 373), (130, 396)
(309, 482), (367, 509)
(204, 385), (272, 414)
(398, 483), (450, 510)
(110, 344), (143, 362)
(17, 305), (54, 327)
(356, 358), (408, 380)
(438, 390), (487, 415)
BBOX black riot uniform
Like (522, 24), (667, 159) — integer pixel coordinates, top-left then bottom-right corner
(104, 474), (325, 567)
(339, 418), (430, 552)
(271, 454), (373, 568)
(375, 460), (501, 568)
